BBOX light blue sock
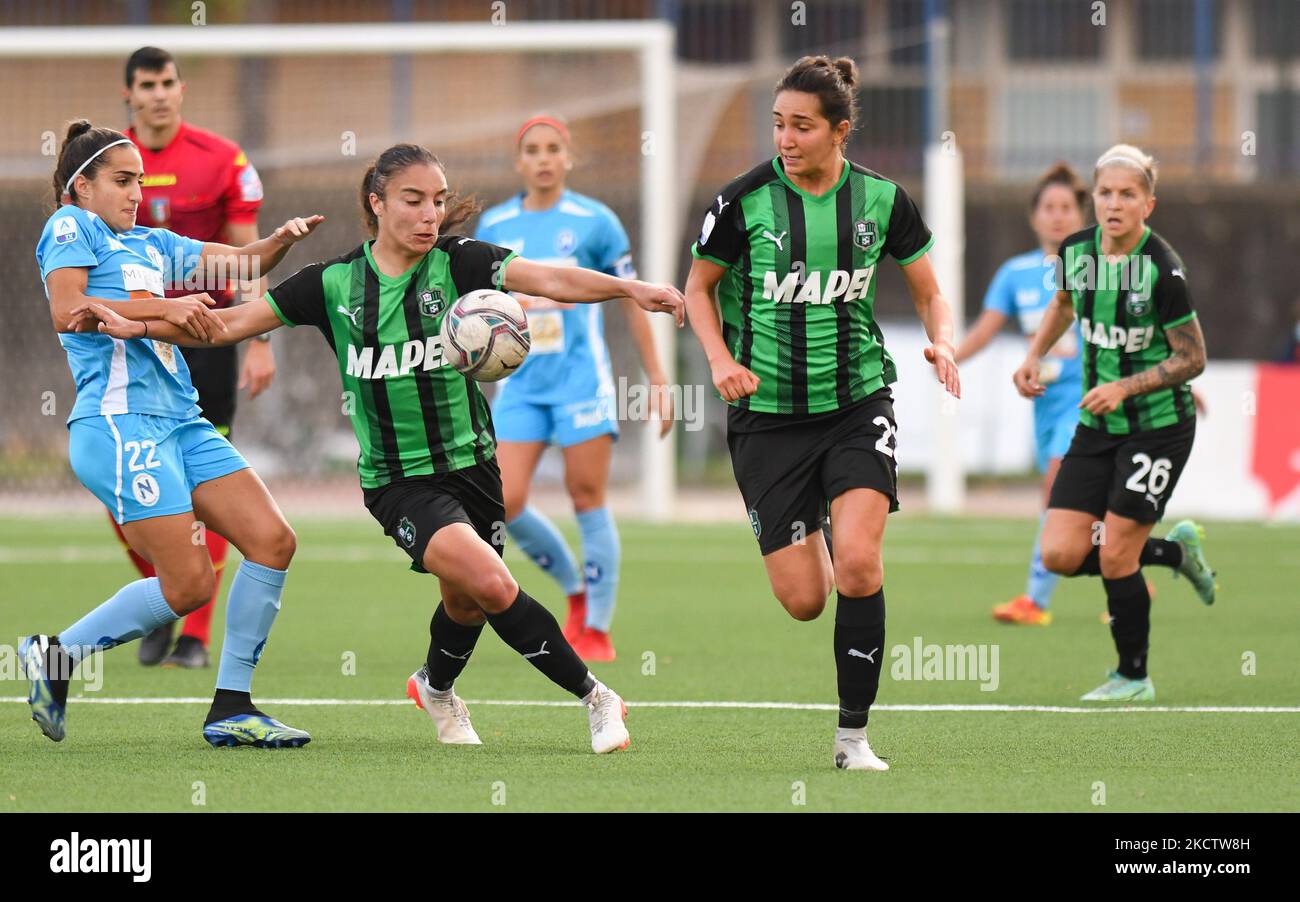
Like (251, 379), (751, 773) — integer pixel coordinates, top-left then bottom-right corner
(507, 506), (583, 596)
(216, 560), (286, 693)
(1026, 514), (1059, 609)
(58, 577), (176, 664)
(577, 506), (620, 632)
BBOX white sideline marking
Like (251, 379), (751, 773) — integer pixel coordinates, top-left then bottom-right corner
(1, 696), (1297, 714)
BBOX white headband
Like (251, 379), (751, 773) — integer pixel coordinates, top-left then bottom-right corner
(63, 137), (133, 197)
(1096, 154), (1153, 189)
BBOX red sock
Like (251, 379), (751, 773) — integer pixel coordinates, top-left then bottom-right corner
(180, 531), (228, 646)
(108, 513), (155, 579)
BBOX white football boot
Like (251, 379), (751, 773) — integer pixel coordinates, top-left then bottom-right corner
(585, 680), (630, 754)
(406, 666), (482, 745)
(833, 727), (889, 771)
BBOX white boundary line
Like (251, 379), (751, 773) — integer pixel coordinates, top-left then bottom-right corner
(2, 697), (1297, 714)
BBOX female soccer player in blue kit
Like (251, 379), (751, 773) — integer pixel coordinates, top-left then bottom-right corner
(955, 163), (1087, 625)
(476, 115), (673, 663)
(24, 120), (321, 747)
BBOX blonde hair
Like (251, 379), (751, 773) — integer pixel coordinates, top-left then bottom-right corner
(1094, 144), (1157, 192)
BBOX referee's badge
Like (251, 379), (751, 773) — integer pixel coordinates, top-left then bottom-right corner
(853, 219), (877, 250)
(149, 197), (170, 225)
(420, 289), (445, 318)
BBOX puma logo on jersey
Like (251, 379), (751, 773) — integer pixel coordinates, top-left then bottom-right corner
(346, 337), (447, 379)
(1080, 317), (1155, 352)
(762, 266), (875, 305)
(337, 305), (362, 327)
(1170, 268), (1184, 279)
(715, 195), (729, 213)
(761, 229), (787, 250)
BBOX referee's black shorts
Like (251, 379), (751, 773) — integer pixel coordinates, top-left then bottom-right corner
(180, 344), (238, 437)
(727, 388), (900, 556)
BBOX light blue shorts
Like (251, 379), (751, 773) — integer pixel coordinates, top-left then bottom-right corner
(1034, 386), (1081, 472)
(68, 413), (249, 523)
(493, 387), (619, 448)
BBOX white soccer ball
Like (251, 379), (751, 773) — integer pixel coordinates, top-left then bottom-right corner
(440, 289), (531, 382)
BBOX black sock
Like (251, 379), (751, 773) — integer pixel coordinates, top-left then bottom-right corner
(486, 589), (595, 699)
(833, 589), (886, 729)
(1140, 539), (1183, 569)
(426, 602), (484, 691)
(1103, 572), (1151, 680)
(1072, 546), (1102, 576)
(205, 689), (265, 725)
(45, 636), (72, 710)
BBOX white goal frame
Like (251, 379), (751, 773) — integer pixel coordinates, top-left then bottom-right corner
(0, 22), (679, 520)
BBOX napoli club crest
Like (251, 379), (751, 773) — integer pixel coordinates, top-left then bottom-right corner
(853, 219), (877, 250)
(554, 229), (577, 256)
(420, 289), (444, 318)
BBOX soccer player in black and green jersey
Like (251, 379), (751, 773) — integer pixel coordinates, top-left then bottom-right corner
(84, 143), (686, 754)
(686, 56), (961, 771)
(1014, 144), (1218, 703)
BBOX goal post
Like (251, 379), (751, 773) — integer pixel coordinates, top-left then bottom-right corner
(0, 22), (679, 520)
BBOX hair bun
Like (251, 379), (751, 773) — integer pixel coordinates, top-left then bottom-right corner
(831, 57), (858, 89)
(65, 119), (93, 142)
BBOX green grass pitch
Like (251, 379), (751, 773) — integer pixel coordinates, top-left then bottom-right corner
(2, 514), (1297, 812)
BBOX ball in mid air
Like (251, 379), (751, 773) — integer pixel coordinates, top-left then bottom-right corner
(439, 289), (531, 382)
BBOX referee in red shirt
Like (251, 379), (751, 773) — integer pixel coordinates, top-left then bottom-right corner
(117, 46), (277, 668)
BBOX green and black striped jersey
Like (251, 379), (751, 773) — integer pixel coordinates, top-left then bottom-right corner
(1058, 225), (1197, 435)
(691, 157), (933, 415)
(266, 236), (516, 488)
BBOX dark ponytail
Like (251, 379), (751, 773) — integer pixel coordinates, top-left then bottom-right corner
(775, 55), (860, 144)
(51, 119), (131, 213)
(1030, 161), (1088, 215)
(359, 143), (482, 238)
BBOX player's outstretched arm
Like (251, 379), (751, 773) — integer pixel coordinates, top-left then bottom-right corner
(685, 257), (759, 402)
(501, 257), (685, 325)
(900, 253), (960, 398)
(1082, 317), (1206, 415)
(73, 298), (283, 348)
(49, 267), (227, 342)
(954, 309), (1009, 364)
(200, 215), (324, 283)
(1014, 290), (1075, 398)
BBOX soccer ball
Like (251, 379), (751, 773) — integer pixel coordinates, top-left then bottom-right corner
(439, 289), (531, 382)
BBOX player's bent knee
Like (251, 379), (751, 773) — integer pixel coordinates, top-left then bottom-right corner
(775, 587), (827, 621)
(833, 551), (883, 597)
(160, 566), (215, 615)
(1040, 542), (1081, 575)
(472, 570), (519, 614)
(1098, 546), (1140, 579)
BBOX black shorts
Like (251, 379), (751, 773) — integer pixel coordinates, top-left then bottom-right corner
(362, 458), (506, 573)
(727, 389), (899, 556)
(180, 344), (238, 434)
(1048, 418), (1195, 524)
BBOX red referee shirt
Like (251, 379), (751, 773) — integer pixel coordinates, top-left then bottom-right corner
(129, 120), (263, 306)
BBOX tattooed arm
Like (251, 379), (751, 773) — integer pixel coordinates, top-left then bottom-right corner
(1080, 318), (1206, 416)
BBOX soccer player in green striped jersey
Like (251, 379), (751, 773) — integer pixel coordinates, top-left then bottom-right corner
(84, 143), (686, 754)
(685, 56), (961, 771)
(1014, 144), (1218, 703)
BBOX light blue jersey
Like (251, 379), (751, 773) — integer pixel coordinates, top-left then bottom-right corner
(36, 204), (204, 424)
(476, 189), (634, 406)
(983, 249), (1083, 470)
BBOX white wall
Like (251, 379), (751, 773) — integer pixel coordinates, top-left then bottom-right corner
(880, 321), (1299, 521)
